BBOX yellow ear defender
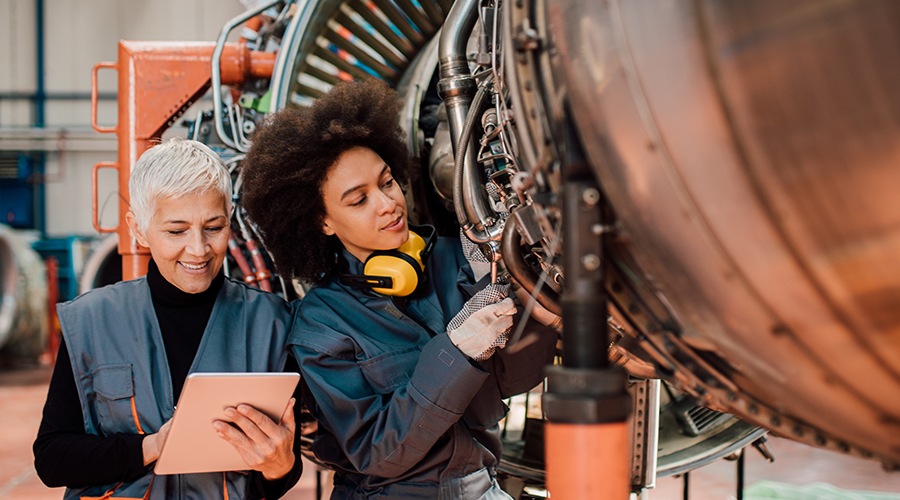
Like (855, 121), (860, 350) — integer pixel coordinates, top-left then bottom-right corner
(339, 225), (437, 296)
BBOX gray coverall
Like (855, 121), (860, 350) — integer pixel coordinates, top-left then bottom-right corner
(291, 237), (558, 499)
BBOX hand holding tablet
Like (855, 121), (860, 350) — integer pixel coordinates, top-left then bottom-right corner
(154, 372), (300, 475)
(213, 399), (296, 480)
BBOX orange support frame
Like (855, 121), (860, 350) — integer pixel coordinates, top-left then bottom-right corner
(91, 41), (275, 280)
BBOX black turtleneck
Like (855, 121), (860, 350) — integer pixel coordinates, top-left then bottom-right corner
(34, 261), (301, 498)
(147, 259), (224, 402)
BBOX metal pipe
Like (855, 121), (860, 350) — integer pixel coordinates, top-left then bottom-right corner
(438, 0), (478, 66)
(235, 205), (272, 291)
(439, 0), (501, 244)
(242, 208), (287, 297)
(245, 239), (273, 292)
(34, 0), (47, 233)
(35, 0), (45, 128)
(228, 237), (258, 286)
(502, 215), (562, 315)
(0, 91), (116, 100)
(451, 79), (489, 226)
(211, 0), (282, 151)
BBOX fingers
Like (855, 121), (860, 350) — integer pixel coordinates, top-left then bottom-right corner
(213, 411), (269, 470)
(212, 404), (293, 456)
(279, 398), (296, 436)
(157, 417), (173, 448)
(142, 417), (174, 466)
(234, 404), (280, 437)
(496, 313), (514, 332)
(213, 403), (295, 479)
(213, 418), (249, 448)
(216, 404), (282, 455)
(482, 297), (516, 318)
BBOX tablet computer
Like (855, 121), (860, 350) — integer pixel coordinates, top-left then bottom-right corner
(155, 372), (300, 475)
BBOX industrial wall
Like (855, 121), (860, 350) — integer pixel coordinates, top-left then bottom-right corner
(0, 0), (247, 237)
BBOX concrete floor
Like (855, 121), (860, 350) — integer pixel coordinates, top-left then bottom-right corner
(2, 365), (899, 499)
(650, 436), (900, 499)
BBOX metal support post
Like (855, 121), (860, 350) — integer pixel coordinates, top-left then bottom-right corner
(316, 468), (323, 500)
(542, 136), (631, 499)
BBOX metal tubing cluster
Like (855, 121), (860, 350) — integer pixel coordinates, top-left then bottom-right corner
(439, 0), (503, 245)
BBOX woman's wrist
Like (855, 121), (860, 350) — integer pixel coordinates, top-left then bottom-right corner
(261, 452), (295, 481)
(141, 433), (159, 466)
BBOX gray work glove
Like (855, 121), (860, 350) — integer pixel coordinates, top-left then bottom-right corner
(447, 283), (515, 361)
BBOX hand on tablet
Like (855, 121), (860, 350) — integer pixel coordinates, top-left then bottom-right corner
(142, 418), (173, 466)
(213, 398), (296, 480)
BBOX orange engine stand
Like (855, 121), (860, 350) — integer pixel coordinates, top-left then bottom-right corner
(90, 40), (275, 280)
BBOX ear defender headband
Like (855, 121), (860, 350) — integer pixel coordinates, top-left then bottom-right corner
(339, 225), (437, 296)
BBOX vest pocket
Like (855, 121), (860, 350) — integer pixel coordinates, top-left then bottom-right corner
(91, 364), (137, 436)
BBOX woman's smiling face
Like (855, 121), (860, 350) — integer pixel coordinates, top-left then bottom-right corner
(320, 146), (409, 262)
(128, 190), (230, 293)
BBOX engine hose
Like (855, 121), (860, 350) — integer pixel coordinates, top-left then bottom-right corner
(245, 239), (273, 292)
(228, 237), (258, 286)
(452, 78), (492, 228)
(501, 214), (562, 315)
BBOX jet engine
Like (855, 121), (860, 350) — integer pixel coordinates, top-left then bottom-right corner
(96, 0), (900, 495)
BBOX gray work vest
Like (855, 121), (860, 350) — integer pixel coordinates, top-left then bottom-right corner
(57, 276), (294, 500)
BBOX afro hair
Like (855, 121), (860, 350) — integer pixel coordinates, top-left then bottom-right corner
(240, 79), (413, 284)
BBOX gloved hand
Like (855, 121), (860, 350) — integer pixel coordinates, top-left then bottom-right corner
(448, 284), (516, 360)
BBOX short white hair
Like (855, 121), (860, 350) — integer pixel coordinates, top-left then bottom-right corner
(129, 139), (233, 233)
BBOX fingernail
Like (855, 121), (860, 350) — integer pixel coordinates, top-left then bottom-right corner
(213, 421), (224, 431)
(238, 405), (250, 415)
(224, 408), (236, 417)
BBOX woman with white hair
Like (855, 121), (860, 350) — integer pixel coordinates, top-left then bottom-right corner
(33, 139), (302, 499)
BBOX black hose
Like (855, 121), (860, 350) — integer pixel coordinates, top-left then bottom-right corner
(452, 77), (492, 227)
(502, 214), (562, 315)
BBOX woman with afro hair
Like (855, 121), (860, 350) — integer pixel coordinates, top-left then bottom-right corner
(240, 79), (557, 499)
